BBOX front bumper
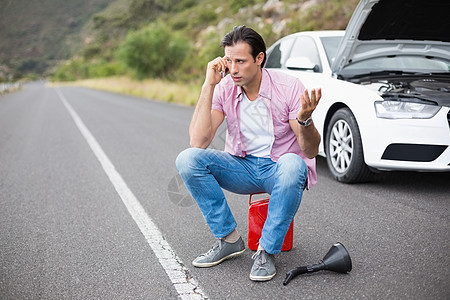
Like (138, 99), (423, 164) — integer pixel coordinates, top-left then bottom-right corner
(363, 107), (450, 171)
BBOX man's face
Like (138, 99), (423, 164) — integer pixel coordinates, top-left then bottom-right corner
(224, 42), (263, 89)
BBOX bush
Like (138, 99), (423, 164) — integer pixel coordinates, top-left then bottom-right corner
(88, 61), (126, 78)
(230, 0), (255, 13)
(51, 59), (88, 81)
(51, 58), (125, 81)
(117, 22), (190, 79)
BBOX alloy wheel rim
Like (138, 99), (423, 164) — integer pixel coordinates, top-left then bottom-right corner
(329, 120), (354, 173)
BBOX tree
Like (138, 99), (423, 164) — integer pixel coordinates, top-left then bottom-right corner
(117, 22), (190, 79)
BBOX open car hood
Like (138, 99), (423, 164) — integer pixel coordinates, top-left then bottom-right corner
(331, 0), (450, 74)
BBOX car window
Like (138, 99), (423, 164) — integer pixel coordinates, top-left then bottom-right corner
(320, 36), (343, 66)
(265, 37), (294, 68)
(288, 36), (322, 72)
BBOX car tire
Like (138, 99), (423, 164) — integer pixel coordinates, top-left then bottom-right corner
(325, 108), (373, 183)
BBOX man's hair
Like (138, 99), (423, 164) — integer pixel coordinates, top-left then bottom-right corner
(220, 25), (267, 67)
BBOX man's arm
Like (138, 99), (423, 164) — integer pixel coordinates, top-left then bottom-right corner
(189, 57), (227, 149)
(289, 88), (321, 158)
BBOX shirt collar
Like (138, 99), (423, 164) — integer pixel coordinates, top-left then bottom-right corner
(259, 68), (272, 101)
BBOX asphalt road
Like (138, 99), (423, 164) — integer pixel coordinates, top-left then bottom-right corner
(1, 82), (449, 299)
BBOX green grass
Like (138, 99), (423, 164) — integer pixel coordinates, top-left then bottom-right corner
(50, 76), (201, 106)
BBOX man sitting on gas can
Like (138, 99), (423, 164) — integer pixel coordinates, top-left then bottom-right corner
(176, 25), (321, 281)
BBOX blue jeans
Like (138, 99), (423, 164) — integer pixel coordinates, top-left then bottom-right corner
(175, 148), (308, 254)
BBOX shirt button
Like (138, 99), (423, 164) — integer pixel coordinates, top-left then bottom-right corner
(237, 142), (241, 144)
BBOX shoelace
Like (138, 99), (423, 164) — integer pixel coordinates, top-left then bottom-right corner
(201, 239), (224, 257)
(251, 250), (268, 270)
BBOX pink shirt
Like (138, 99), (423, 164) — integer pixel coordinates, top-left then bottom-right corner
(212, 68), (317, 187)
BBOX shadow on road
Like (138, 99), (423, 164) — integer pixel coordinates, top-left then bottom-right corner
(315, 156), (450, 194)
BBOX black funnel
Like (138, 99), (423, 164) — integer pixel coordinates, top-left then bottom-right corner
(322, 242), (352, 273)
(283, 242), (352, 286)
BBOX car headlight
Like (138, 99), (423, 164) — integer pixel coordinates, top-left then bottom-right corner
(374, 101), (441, 119)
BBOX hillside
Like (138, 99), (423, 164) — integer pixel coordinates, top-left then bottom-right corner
(0, 0), (359, 81)
(0, 0), (110, 80)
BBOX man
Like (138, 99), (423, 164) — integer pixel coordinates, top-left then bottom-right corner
(176, 25), (321, 281)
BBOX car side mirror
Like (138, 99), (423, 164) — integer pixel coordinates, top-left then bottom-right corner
(286, 57), (320, 72)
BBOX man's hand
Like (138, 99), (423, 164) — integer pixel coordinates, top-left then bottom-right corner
(297, 88), (321, 121)
(291, 87), (322, 158)
(205, 56), (228, 86)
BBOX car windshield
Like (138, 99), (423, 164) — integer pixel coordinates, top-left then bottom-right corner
(342, 56), (450, 75)
(319, 36), (343, 66)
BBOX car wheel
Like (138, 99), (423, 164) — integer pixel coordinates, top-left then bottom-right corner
(325, 108), (372, 183)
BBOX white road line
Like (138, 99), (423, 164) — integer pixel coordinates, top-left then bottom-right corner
(56, 88), (208, 300)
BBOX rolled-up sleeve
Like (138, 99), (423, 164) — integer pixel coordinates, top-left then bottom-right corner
(211, 84), (224, 112)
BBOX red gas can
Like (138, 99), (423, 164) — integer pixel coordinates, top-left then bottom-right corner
(248, 193), (294, 251)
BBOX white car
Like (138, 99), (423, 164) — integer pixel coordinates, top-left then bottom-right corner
(265, 0), (450, 183)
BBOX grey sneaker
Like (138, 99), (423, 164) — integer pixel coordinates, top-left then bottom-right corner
(249, 250), (276, 281)
(192, 237), (245, 268)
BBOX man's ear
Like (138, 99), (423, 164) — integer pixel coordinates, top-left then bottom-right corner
(256, 52), (265, 66)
